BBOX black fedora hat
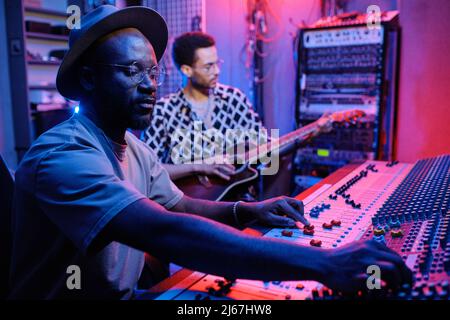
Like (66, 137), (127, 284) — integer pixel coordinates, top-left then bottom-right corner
(56, 5), (168, 101)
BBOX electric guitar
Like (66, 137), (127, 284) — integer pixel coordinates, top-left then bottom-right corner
(175, 109), (366, 201)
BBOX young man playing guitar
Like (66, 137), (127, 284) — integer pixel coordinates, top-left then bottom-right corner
(142, 32), (361, 201)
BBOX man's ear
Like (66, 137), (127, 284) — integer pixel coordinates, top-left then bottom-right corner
(180, 64), (192, 78)
(79, 66), (95, 92)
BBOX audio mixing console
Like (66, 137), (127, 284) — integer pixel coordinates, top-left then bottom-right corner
(154, 155), (450, 300)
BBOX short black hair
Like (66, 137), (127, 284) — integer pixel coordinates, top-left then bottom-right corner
(172, 32), (215, 69)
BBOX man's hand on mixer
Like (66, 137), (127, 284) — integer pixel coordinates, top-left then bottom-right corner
(239, 196), (310, 228)
(322, 239), (414, 293)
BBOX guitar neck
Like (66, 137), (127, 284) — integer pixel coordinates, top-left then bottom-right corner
(243, 120), (322, 164)
(202, 109), (363, 167)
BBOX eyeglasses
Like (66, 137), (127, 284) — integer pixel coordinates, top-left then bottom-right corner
(97, 61), (166, 86)
(193, 59), (224, 74)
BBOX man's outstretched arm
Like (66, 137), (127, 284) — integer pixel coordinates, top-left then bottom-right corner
(93, 198), (413, 292)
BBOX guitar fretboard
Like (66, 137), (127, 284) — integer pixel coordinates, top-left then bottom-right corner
(243, 121), (322, 164)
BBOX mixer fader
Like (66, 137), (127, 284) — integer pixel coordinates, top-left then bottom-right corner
(154, 155), (450, 300)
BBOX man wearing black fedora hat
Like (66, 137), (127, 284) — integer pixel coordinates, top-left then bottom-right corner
(9, 5), (412, 299)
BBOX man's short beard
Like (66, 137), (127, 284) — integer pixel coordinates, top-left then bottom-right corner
(191, 78), (214, 91)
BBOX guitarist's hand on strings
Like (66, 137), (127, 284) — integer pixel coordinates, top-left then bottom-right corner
(317, 112), (334, 133)
(193, 163), (236, 181)
(240, 196), (310, 228)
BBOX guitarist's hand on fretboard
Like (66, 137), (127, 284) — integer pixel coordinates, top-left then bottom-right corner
(317, 112), (334, 133)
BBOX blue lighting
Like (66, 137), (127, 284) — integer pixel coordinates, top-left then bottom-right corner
(74, 106), (80, 113)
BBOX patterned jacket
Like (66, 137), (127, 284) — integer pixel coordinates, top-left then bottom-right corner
(142, 83), (266, 164)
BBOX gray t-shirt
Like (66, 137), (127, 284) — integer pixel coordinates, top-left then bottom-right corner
(9, 113), (183, 299)
(185, 93), (214, 128)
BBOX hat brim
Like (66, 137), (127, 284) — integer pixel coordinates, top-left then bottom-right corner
(56, 7), (168, 101)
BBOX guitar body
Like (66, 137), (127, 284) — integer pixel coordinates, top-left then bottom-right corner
(175, 165), (259, 201)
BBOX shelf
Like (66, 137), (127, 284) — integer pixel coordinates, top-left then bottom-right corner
(27, 60), (61, 66)
(29, 85), (57, 90)
(24, 6), (67, 18)
(26, 32), (68, 42)
(32, 104), (71, 113)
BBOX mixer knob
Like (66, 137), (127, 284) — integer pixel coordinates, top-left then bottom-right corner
(207, 286), (218, 296)
(215, 279), (225, 286)
(438, 289), (449, 299)
(443, 253), (450, 271)
(422, 234), (431, 244)
(322, 288), (332, 299)
(310, 239), (322, 247)
(439, 235), (448, 248)
(418, 257), (429, 272)
(296, 283), (305, 290)
(310, 211), (320, 218)
(390, 229), (404, 238)
(322, 222), (333, 230)
(389, 220), (401, 229)
(331, 220), (342, 227)
(423, 244), (431, 253)
(423, 286), (435, 299)
(281, 230), (293, 237)
(373, 235), (386, 244)
(311, 289), (320, 300)
(403, 212), (411, 221)
(427, 283), (436, 293)
(401, 283), (412, 293)
(411, 290), (421, 300)
(438, 281), (450, 298)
